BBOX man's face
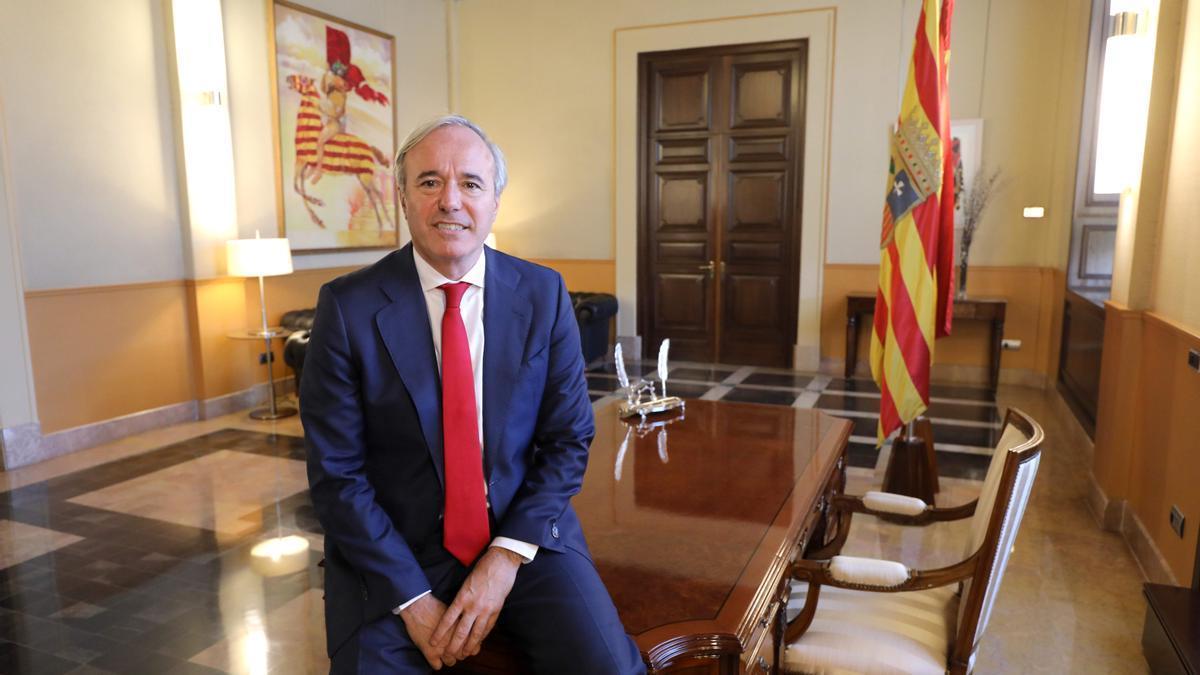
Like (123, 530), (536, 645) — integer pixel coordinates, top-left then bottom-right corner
(400, 126), (499, 278)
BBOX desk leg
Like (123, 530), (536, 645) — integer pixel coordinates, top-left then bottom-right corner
(989, 318), (1004, 391)
(845, 314), (859, 379)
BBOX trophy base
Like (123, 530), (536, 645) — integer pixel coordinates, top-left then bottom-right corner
(619, 396), (685, 419)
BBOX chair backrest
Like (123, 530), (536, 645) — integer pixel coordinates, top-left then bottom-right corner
(952, 408), (1045, 671)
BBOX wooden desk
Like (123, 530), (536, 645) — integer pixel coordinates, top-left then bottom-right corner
(456, 399), (852, 674)
(845, 293), (1008, 391)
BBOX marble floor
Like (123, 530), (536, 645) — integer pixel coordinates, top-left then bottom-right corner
(0, 361), (1148, 673)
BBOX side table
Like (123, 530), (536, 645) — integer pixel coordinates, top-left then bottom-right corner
(845, 293), (1007, 391)
(228, 328), (297, 420)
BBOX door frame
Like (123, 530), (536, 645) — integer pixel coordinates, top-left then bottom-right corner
(614, 9), (835, 370)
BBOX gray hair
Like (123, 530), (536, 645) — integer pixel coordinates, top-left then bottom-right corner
(394, 114), (508, 196)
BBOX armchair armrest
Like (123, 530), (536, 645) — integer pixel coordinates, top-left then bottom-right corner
(829, 555), (910, 587)
(831, 492), (978, 525)
(786, 552), (980, 643)
(863, 491), (927, 516)
(792, 551), (977, 593)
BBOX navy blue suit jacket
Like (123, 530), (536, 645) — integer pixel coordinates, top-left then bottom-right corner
(301, 244), (595, 654)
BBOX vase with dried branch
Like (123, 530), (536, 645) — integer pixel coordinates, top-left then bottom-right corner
(957, 168), (1002, 299)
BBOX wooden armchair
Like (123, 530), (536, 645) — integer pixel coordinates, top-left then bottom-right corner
(783, 408), (1045, 674)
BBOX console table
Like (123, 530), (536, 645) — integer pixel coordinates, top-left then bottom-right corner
(452, 399), (852, 673)
(845, 293), (1008, 391)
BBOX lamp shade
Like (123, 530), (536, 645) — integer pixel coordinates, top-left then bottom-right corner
(227, 237), (294, 277)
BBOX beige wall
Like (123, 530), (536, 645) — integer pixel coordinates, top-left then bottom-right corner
(0, 0), (185, 290)
(0, 99), (37, 431)
(1150, 0), (1200, 332)
(453, 0), (1087, 268)
(0, 0), (450, 438)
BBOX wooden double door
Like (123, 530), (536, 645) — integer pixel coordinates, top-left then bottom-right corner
(638, 40), (807, 367)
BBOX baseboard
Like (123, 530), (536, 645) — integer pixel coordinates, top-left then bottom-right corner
(1086, 472), (1125, 531)
(1, 400), (199, 470)
(793, 344), (821, 372)
(0, 377), (297, 470)
(198, 378), (293, 419)
(1123, 507), (1180, 586)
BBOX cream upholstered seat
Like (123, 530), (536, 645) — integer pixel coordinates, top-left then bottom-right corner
(783, 408), (1045, 675)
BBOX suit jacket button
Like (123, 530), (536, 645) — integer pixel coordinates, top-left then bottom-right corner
(438, 512), (444, 521)
(551, 525), (559, 539)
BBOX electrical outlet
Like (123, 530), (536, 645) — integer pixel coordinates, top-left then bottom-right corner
(1188, 349), (1199, 372)
(1170, 506), (1185, 538)
(1001, 339), (1022, 351)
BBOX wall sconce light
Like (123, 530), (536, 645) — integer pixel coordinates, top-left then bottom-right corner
(1093, 4), (1154, 194)
(168, 0), (238, 275)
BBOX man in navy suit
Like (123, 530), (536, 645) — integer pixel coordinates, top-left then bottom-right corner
(302, 115), (645, 673)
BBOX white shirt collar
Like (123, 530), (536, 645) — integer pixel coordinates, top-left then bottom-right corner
(412, 245), (488, 292)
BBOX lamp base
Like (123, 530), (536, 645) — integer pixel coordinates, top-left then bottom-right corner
(249, 406), (298, 420)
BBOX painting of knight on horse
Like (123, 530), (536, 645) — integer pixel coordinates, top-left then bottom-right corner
(271, 2), (397, 251)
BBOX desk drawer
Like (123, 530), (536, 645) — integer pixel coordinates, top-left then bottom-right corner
(743, 589), (784, 674)
(744, 620), (776, 674)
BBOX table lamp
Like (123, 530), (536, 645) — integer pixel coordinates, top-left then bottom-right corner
(227, 232), (296, 420)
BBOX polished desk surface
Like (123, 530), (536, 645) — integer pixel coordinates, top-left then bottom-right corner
(575, 399), (852, 669)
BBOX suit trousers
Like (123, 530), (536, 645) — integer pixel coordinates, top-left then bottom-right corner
(329, 545), (646, 674)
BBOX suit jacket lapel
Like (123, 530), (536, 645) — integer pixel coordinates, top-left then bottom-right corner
(375, 245), (446, 488)
(482, 248), (532, 480)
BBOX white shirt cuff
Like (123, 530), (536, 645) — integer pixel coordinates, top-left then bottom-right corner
(491, 537), (538, 563)
(393, 590), (431, 614)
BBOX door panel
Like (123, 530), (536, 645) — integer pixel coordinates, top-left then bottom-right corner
(657, 174), (707, 229)
(731, 59), (792, 128)
(639, 42), (805, 367)
(655, 65), (711, 131)
(729, 172), (785, 230)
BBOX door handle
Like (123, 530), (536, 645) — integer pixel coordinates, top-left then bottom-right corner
(698, 260), (715, 278)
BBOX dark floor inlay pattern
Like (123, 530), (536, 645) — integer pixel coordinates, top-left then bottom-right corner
(816, 394), (880, 414)
(722, 388), (799, 406)
(846, 442), (880, 469)
(823, 378), (880, 394)
(670, 367), (736, 383)
(0, 430), (319, 674)
(935, 451), (992, 481)
(664, 383), (717, 400)
(740, 373), (812, 389)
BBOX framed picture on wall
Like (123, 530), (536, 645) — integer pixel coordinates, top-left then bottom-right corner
(949, 118), (984, 227)
(268, 1), (398, 252)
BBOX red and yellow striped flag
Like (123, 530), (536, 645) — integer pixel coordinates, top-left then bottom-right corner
(870, 0), (956, 444)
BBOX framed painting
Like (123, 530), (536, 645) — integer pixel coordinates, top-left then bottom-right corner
(949, 118), (984, 227)
(268, 1), (398, 252)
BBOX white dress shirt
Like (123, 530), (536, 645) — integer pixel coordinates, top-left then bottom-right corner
(395, 247), (537, 613)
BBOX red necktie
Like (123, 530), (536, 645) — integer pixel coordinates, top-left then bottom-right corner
(439, 282), (490, 566)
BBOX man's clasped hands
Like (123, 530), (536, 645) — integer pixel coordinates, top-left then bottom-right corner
(399, 547), (524, 669)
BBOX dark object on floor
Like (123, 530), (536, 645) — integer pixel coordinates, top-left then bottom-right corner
(281, 308), (314, 388)
(1142, 583), (1200, 674)
(569, 292), (618, 369)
